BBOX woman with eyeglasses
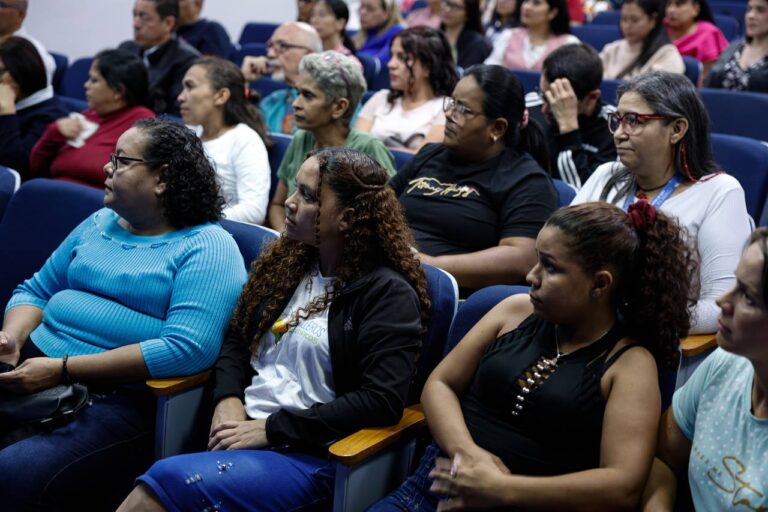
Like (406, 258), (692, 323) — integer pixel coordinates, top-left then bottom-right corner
(391, 64), (557, 295)
(118, 147), (429, 512)
(573, 71), (751, 340)
(441, 0), (493, 70)
(355, 27), (459, 152)
(267, 51), (396, 232)
(178, 57), (272, 225)
(484, 0), (579, 71)
(0, 119), (247, 510)
(354, 0), (405, 64)
(0, 36), (67, 175)
(29, 49), (155, 188)
(371, 201), (697, 511)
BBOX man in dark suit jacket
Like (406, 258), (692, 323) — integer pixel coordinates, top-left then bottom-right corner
(119, 0), (200, 116)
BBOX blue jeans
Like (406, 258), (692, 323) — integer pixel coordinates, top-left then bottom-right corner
(0, 386), (154, 512)
(139, 448), (336, 512)
(367, 442), (443, 512)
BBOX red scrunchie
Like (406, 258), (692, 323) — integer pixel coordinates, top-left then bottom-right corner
(627, 199), (656, 232)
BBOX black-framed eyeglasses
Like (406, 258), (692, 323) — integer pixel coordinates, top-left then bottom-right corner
(267, 39), (313, 54)
(607, 112), (674, 135)
(443, 96), (481, 120)
(109, 153), (147, 170)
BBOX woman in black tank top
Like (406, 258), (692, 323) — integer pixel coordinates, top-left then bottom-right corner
(370, 201), (698, 511)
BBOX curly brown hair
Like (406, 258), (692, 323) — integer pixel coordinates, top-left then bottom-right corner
(546, 202), (699, 368)
(233, 147), (430, 352)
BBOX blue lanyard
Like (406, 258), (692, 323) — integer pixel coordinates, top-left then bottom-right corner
(622, 174), (683, 211)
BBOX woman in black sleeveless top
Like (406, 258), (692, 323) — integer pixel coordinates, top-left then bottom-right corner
(370, 201), (698, 511)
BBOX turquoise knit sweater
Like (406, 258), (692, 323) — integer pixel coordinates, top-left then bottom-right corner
(6, 209), (247, 378)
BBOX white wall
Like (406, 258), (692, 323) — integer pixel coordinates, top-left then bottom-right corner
(24, 0), (299, 60)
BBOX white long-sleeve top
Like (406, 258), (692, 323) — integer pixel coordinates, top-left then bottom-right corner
(203, 123), (271, 225)
(573, 163), (753, 334)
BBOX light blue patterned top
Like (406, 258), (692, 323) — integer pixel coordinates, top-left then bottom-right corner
(672, 348), (768, 511)
(7, 209), (247, 378)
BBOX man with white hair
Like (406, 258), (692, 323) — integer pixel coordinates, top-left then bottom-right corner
(0, 0), (55, 85)
(241, 21), (322, 134)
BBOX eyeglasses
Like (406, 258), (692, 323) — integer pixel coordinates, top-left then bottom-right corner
(109, 153), (147, 170)
(607, 112), (675, 135)
(267, 39), (313, 54)
(443, 96), (481, 120)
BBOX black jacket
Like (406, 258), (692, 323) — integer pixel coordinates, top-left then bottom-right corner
(0, 96), (67, 174)
(528, 94), (617, 189)
(119, 36), (200, 116)
(211, 266), (422, 449)
(456, 29), (492, 71)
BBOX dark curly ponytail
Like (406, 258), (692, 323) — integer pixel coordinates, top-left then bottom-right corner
(546, 202), (699, 368)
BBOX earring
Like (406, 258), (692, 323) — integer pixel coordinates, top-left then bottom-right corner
(492, 135), (498, 143)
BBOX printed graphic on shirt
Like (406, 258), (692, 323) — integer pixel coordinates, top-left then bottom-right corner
(406, 177), (480, 198)
(691, 446), (767, 511)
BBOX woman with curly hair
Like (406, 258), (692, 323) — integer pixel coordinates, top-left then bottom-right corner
(119, 147), (430, 512)
(355, 27), (459, 152)
(371, 200), (698, 511)
(573, 72), (752, 340)
(0, 118), (247, 510)
(178, 56), (272, 225)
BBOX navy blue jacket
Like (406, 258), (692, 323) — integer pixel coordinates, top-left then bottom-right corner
(0, 96), (67, 174)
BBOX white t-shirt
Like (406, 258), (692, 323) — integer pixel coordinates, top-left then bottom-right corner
(244, 270), (336, 420)
(672, 348), (768, 511)
(358, 90), (446, 150)
(572, 163), (753, 334)
(202, 123), (270, 225)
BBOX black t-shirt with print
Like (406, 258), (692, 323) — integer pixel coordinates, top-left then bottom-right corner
(391, 143), (558, 256)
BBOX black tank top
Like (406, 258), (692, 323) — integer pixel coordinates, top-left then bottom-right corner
(460, 314), (633, 476)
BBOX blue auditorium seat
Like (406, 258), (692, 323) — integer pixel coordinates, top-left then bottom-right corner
(710, 133), (768, 222)
(50, 51), (68, 95)
(571, 24), (622, 52)
(682, 56), (701, 85)
(700, 88), (768, 141)
(229, 42), (267, 66)
(60, 56), (93, 100)
(512, 69), (541, 93)
(0, 166), (18, 222)
(267, 132), (293, 200)
(238, 22), (279, 45)
(553, 179), (577, 206)
(714, 13), (741, 40)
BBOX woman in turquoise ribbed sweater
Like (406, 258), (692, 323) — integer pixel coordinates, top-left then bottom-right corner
(0, 119), (247, 511)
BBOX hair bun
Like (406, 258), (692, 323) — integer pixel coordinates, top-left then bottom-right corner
(627, 199), (656, 232)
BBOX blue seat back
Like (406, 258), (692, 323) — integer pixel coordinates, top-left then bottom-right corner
(682, 56), (701, 85)
(57, 95), (88, 113)
(239, 22), (279, 45)
(600, 78), (622, 105)
(267, 132), (293, 200)
(571, 25), (622, 51)
(0, 167), (18, 222)
(711, 1), (746, 34)
(252, 77), (291, 99)
(700, 89), (768, 141)
(230, 42), (267, 66)
(391, 148), (413, 172)
(445, 285), (529, 354)
(219, 219), (278, 270)
(0, 180), (104, 308)
(590, 10), (621, 24)
(408, 265), (459, 404)
(512, 69), (541, 93)
(711, 133), (768, 222)
(50, 51), (69, 95)
(714, 13), (741, 40)
(552, 179), (576, 207)
(60, 57), (93, 100)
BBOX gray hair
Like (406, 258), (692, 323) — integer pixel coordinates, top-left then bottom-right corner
(299, 50), (367, 127)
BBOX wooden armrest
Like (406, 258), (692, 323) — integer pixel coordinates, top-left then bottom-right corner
(328, 405), (427, 466)
(680, 334), (717, 358)
(146, 370), (211, 396)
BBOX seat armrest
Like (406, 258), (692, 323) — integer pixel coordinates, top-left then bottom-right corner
(329, 405), (427, 466)
(680, 334), (717, 358)
(146, 370), (211, 396)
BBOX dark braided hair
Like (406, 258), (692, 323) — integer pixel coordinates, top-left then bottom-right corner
(232, 148), (430, 353)
(546, 202), (699, 368)
(133, 118), (224, 228)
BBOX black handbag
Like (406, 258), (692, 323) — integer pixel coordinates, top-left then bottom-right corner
(0, 377), (90, 448)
